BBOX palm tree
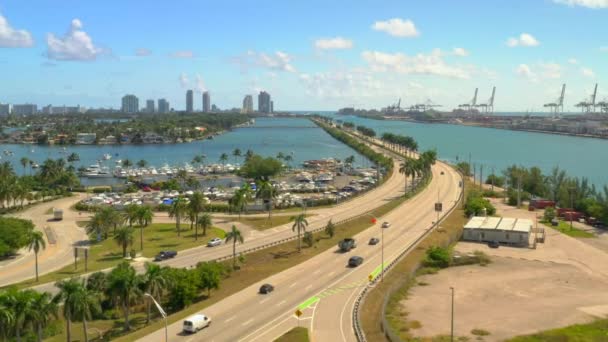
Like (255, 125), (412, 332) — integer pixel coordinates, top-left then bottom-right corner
(0, 298), (14, 341)
(229, 190), (246, 219)
(106, 262), (142, 331)
(67, 153), (80, 163)
(191, 155), (203, 167)
(168, 197), (187, 236)
(284, 154), (293, 169)
(244, 149), (254, 161)
(232, 148), (241, 165)
(72, 282), (100, 342)
(28, 231), (46, 282)
(20, 157), (29, 175)
(276, 151), (285, 161)
(188, 192), (206, 233)
(31, 291), (58, 342)
(122, 159), (133, 169)
(142, 262), (168, 324)
(324, 219), (336, 238)
(10, 288), (39, 342)
(256, 180), (277, 220)
(136, 159), (148, 168)
(345, 155), (355, 169)
(291, 214), (309, 252)
(197, 213), (212, 239)
(123, 204), (140, 229)
(55, 278), (82, 342)
(99, 206), (123, 237)
(114, 227), (135, 258)
(135, 205), (153, 250)
(224, 225), (244, 269)
(219, 153), (228, 167)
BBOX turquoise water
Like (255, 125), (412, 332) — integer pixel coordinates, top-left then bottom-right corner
(331, 114), (608, 188)
(0, 117), (368, 184)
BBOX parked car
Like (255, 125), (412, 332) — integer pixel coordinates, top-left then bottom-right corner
(348, 256), (364, 267)
(154, 250), (177, 261)
(259, 283), (274, 294)
(381, 221), (391, 228)
(207, 238), (222, 247)
(488, 241), (500, 248)
(369, 238), (380, 245)
(182, 314), (211, 333)
(338, 238), (357, 252)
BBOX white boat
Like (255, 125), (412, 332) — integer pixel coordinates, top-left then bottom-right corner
(115, 159), (122, 165)
(102, 153), (112, 160)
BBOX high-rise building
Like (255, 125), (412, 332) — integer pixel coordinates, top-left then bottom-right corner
(242, 95), (253, 114)
(258, 91), (271, 113)
(146, 99), (155, 113)
(270, 100), (274, 113)
(121, 94), (139, 113)
(0, 104), (12, 116)
(202, 91), (211, 113)
(158, 99), (169, 113)
(12, 104), (37, 115)
(186, 90), (194, 113)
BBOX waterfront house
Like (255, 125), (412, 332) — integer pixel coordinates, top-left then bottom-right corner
(98, 135), (118, 144)
(76, 133), (97, 144)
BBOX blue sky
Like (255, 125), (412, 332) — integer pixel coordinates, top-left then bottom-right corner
(0, 0), (607, 111)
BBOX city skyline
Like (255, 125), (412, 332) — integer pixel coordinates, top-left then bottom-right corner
(0, 0), (607, 111)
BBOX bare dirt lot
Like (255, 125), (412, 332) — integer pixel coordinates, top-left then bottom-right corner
(405, 256), (608, 341)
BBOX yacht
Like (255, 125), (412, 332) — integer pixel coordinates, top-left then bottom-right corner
(102, 153), (112, 160)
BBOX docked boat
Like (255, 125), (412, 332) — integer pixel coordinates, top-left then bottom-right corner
(102, 153), (112, 160)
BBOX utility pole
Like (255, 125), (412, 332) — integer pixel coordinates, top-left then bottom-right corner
(517, 173), (522, 208)
(491, 166), (495, 192)
(473, 164), (476, 187)
(569, 187), (575, 230)
(450, 287), (455, 342)
(479, 165), (483, 191)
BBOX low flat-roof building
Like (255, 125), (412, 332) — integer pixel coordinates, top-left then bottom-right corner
(462, 216), (532, 247)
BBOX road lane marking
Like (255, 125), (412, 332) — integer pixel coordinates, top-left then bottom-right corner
(259, 297), (271, 305)
(242, 318), (254, 326)
(224, 315), (237, 323)
(276, 300), (286, 306)
(297, 296), (320, 310)
(289, 282), (297, 288)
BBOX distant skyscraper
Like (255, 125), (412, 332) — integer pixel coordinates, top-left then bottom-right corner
(258, 91), (271, 113)
(13, 104), (37, 115)
(0, 104), (12, 116)
(270, 100), (274, 113)
(186, 90), (194, 113)
(158, 99), (169, 113)
(121, 94), (139, 113)
(146, 99), (155, 113)
(202, 91), (211, 113)
(242, 95), (253, 114)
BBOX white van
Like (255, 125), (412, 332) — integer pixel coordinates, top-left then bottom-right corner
(182, 314), (211, 333)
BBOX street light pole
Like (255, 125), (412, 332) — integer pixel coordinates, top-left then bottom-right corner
(145, 293), (168, 342)
(450, 287), (455, 342)
(381, 223), (384, 282)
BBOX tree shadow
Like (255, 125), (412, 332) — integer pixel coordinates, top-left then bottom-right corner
(271, 250), (298, 259)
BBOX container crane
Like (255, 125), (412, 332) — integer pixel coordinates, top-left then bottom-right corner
(476, 86), (496, 114)
(575, 83), (598, 113)
(458, 88), (478, 113)
(543, 84), (565, 118)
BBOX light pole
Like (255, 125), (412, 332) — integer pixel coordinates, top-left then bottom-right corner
(381, 220), (384, 282)
(450, 287), (455, 342)
(145, 293), (168, 342)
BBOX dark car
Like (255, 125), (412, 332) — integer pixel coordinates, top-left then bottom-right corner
(348, 256), (364, 267)
(440, 171), (445, 175)
(369, 238), (380, 245)
(154, 250), (177, 261)
(488, 241), (500, 249)
(259, 284), (274, 294)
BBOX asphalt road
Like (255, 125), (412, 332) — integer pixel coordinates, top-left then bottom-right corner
(136, 159), (461, 342)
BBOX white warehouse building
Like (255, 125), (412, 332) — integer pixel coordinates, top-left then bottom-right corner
(462, 216), (532, 247)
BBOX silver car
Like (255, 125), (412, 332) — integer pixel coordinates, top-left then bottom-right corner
(207, 237), (222, 247)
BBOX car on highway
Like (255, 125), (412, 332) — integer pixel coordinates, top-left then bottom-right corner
(338, 238), (357, 252)
(348, 256), (364, 267)
(488, 241), (500, 248)
(381, 221), (391, 228)
(182, 314), (211, 333)
(259, 283), (274, 294)
(369, 238), (380, 245)
(207, 237), (222, 247)
(154, 250), (177, 261)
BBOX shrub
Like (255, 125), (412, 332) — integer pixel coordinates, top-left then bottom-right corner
(544, 207), (556, 222)
(303, 232), (314, 247)
(0, 217), (35, 257)
(423, 246), (450, 268)
(92, 187), (111, 194)
(464, 190), (496, 217)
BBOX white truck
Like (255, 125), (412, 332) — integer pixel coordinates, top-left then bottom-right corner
(53, 209), (63, 221)
(182, 314), (211, 333)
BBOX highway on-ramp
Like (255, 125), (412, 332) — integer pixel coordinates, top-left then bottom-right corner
(136, 160), (461, 341)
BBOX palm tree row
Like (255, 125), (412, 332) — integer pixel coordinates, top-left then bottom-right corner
(398, 149), (438, 193)
(381, 132), (419, 157)
(0, 287), (58, 342)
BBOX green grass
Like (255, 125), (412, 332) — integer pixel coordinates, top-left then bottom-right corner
(9, 223), (226, 289)
(215, 214), (314, 230)
(507, 319), (608, 342)
(274, 327), (310, 342)
(543, 219), (595, 238)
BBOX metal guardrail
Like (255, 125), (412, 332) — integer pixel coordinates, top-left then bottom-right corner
(352, 161), (465, 342)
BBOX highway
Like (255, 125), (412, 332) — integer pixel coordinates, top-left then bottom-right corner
(29, 145), (408, 294)
(136, 159), (461, 341)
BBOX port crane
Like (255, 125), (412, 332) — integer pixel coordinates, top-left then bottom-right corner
(458, 88), (478, 113)
(575, 83), (598, 113)
(475, 86), (496, 115)
(408, 99), (441, 112)
(543, 84), (566, 118)
(384, 98), (402, 114)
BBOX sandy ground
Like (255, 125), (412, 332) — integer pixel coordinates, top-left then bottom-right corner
(402, 197), (608, 341)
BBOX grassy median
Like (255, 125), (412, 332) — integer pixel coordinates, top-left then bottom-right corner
(215, 214), (314, 230)
(274, 327), (310, 342)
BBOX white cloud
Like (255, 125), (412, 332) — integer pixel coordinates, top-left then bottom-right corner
(581, 67), (595, 78)
(361, 49), (470, 79)
(46, 19), (103, 60)
(541, 63), (561, 79)
(371, 18), (419, 38)
(314, 37), (353, 50)
(135, 48), (151, 56)
(516, 64), (537, 81)
(234, 50), (296, 73)
(298, 69), (384, 99)
(0, 12), (33, 47)
(568, 58), (578, 64)
(171, 50), (194, 58)
(553, 0), (608, 8)
(452, 47), (469, 57)
(179, 73), (189, 88)
(195, 74), (207, 93)
(506, 33), (540, 47)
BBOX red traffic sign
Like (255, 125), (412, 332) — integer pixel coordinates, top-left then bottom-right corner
(371, 217), (377, 224)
